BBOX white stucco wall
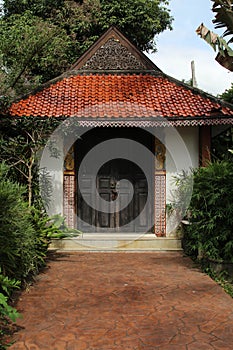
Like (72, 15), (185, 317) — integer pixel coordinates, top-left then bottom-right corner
(39, 138), (64, 216)
(165, 126), (199, 235)
(39, 125), (199, 235)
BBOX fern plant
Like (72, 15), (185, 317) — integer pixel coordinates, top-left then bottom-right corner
(0, 293), (20, 324)
(0, 270), (21, 349)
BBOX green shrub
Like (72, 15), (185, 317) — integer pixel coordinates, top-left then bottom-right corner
(29, 209), (81, 269)
(0, 270), (21, 349)
(0, 292), (20, 323)
(0, 162), (81, 348)
(0, 163), (40, 280)
(177, 161), (233, 261)
(0, 294), (20, 349)
(0, 270), (20, 324)
(0, 270), (20, 297)
(0, 162), (81, 280)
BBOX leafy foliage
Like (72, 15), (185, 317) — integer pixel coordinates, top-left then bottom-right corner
(0, 270), (20, 297)
(0, 269), (21, 348)
(0, 269), (20, 323)
(2, 0), (172, 52)
(30, 209), (81, 269)
(0, 117), (61, 207)
(0, 11), (71, 97)
(202, 264), (233, 298)
(179, 161), (233, 262)
(197, 0), (233, 71)
(0, 162), (80, 280)
(3, 0), (66, 19)
(0, 293), (20, 323)
(219, 82), (233, 103)
(0, 0), (172, 96)
(212, 127), (233, 160)
(92, 0), (172, 53)
(0, 163), (39, 279)
(0, 162), (81, 348)
(0, 298), (20, 348)
(212, 0), (233, 41)
(211, 87), (233, 160)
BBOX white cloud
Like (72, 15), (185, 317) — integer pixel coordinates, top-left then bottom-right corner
(147, 45), (233, 96)
(146, 0), (233, 97)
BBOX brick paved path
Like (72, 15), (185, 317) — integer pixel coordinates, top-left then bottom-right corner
(10, 252), (233, 349)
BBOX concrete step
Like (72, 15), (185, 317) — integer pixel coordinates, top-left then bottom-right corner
(49, 233), (182, 251)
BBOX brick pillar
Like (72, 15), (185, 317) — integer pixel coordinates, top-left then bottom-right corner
(199, 126), (211, 167)
(154, 171), (166, 236)
(63, 146), (76, 229)
(63, 175), (76, 229)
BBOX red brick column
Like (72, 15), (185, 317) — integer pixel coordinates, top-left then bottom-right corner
(63, 175), (76, 229)
(154, 171), (166, 237)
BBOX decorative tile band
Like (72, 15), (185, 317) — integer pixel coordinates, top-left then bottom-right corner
(154, 172), (166, 237)
(63, 175), (76, 229)
(77, 118), (233, 128)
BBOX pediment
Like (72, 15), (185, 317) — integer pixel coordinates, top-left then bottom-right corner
(71, 26), (161, 72)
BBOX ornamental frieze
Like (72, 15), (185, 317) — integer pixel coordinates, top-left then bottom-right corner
(80, 38), (146, 71)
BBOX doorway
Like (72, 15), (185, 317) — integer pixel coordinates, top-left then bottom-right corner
(76, 127), (154, 232)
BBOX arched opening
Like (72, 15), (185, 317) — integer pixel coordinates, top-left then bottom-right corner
(63, 127), (166, 235)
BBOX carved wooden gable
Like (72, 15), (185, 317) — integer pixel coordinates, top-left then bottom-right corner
(71, 26), (161, 72)
(80, 37), (146, 70)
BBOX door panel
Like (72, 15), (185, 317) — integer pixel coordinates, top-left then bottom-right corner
(79, 182), (95, 230)
(98, 193), (111, 228)
(138, 193), (147, 226)
(119, 192), (133, 228)
(98, 177), (112, 228)
(96, 159), (149, 232)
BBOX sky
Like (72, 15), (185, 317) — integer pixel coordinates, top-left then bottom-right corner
(147, 0), (233, 96)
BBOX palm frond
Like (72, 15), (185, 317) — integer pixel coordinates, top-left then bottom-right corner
(212, 0), (233, 42)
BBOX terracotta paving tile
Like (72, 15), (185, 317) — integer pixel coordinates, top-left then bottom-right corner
(211, 340), (233, 350)
(9, 252), (233, 349)
(187, 342), (214, 350)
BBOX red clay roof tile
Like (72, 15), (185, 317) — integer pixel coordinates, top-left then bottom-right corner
(9, 74), (233, 119)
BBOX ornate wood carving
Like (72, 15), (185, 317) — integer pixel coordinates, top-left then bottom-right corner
(80, 38), (146, 71)
(155, 139), (166, 170)
(64, 146), (75, 174)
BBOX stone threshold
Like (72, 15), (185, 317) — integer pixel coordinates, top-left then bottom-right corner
(49, 233), (182, 251)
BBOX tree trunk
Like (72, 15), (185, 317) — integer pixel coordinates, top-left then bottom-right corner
(28, 157), (34, 207)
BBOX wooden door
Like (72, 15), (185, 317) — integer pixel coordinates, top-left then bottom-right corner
(78, 158), (150, 232)
(76, 127), (154, 233)
(97, 159), (134, 231)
